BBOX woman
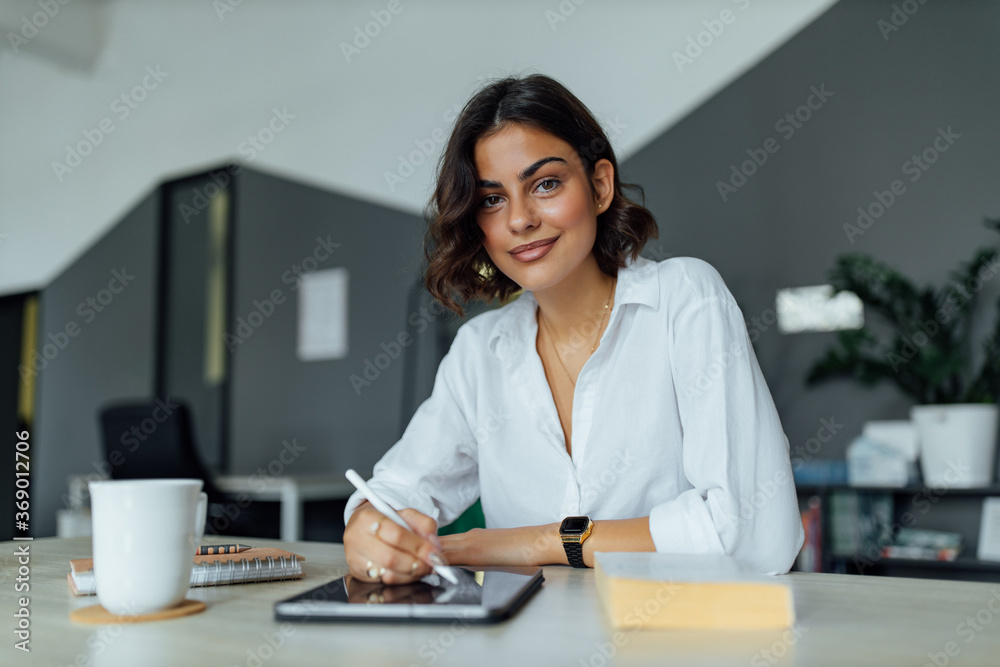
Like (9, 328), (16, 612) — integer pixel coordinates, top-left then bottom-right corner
(343, 73), (804, 584)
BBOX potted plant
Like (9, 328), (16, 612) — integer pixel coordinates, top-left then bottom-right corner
(805, 218), (1000, 488)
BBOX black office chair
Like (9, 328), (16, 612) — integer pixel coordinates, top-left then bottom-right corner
(98, 399), (279, 539)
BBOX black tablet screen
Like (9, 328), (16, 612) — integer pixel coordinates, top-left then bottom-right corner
(274, 566), (543, 622)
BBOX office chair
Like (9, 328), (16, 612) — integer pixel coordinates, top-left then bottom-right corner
(98, 399), (279, 539)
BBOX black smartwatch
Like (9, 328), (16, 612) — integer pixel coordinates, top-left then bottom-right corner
(559, 516), (594, 568)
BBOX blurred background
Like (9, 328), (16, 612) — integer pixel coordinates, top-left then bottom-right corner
(3, 0), (1000, 579)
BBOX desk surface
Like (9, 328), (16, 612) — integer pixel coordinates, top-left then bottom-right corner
(4, 537), (1000, 666)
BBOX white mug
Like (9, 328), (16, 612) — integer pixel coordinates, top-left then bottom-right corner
(89, 479), (208, 615)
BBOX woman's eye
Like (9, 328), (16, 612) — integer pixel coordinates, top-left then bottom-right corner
(481, 195), (502, 209)
(537, 178), (560, 193)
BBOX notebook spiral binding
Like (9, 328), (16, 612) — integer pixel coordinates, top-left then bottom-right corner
(190, 555), (300, 587)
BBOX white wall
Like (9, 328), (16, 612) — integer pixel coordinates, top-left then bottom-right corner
(0, 0), (837, 296)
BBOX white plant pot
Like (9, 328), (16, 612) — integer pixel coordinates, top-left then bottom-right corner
(911, 404), (999, 488)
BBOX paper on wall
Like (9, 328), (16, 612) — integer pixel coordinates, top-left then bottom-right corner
(297, 268), (348, 361)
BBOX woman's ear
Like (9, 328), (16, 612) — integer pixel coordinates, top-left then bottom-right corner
(591, 158), (614, 207)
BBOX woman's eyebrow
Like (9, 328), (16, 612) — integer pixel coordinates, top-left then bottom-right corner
(477, 156), (569, 189)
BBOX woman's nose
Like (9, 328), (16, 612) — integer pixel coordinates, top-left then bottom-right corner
(507, 196), (538, 233)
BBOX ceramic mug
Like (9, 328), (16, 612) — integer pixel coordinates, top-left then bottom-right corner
(89, 479), (207, 615)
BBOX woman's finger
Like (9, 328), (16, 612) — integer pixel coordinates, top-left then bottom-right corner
(345, 504), (438, 584)
(398, 507), (438, 539)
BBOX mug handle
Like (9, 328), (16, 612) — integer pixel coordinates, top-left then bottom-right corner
(194, 491), (208, 551)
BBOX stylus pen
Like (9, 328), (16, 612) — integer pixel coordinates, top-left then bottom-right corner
(345, 469), (460, 585)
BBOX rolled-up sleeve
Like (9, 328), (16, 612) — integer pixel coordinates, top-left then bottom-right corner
(342, 327), (480, 531)
(650, 294), (805, 575)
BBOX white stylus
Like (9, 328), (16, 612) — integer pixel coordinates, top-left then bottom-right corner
(345, 469), (459, 585)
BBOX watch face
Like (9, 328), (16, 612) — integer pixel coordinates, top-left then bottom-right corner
(560, 516), (590, 534)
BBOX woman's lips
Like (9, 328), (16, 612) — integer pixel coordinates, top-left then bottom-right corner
(509, 237), (558, 262)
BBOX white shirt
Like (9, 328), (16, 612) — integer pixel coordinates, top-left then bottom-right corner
(344, 255), (805, 575)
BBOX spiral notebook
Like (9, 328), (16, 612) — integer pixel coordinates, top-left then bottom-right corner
(67, 547), (305, 596)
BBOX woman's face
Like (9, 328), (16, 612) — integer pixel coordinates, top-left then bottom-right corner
(473, 124), (612, 293)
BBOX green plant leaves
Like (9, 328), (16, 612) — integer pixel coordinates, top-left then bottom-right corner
(805, 217), (1000, 405)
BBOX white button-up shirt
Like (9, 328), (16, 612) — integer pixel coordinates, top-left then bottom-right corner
(344, 255), (805, 574)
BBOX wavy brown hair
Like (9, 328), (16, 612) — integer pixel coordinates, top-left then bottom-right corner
(423, 73), (659, 317)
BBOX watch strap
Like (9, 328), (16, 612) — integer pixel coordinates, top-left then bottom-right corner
(563, 540), (586, 568)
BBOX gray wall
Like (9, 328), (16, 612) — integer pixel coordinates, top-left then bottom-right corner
(628, 0), (1000, 472)
(226, 168), (468, 478)
(33, 191), (159, 537)
(28, 164), (475, 537)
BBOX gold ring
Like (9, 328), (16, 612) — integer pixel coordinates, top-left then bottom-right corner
(370, 519), (382, 537)
(411, 561), (419, 573)
(367, 591), (385, 604)
(366, 560), (382, 581)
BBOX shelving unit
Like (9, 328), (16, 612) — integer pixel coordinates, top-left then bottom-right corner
(794, 483), (1000, 582)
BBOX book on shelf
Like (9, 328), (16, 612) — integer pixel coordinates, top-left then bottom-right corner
(67, 547), (305, 596)
(827, 489), (894, 558)
(880, 545), (959, 561)
(594, 552), (795, 630)
(792, 459), (848, 486)
(881, 528), (962, 561)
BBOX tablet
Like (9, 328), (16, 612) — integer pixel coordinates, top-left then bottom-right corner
(274, 566), (544, 624)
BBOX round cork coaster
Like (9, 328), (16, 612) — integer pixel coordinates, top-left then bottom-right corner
(70, 599), (206, 625)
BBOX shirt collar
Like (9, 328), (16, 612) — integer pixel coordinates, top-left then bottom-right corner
(487, 254), (660, 363)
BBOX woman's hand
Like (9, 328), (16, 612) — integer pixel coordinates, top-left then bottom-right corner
(343, 500), (444, 585)
(438, 525), (559, 567)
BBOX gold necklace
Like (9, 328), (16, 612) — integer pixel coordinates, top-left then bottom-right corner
(539, 277), (616, 387)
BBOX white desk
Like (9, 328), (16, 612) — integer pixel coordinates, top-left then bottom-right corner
(214, 475), (355, 541)
(5, 536), (1000, 666)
